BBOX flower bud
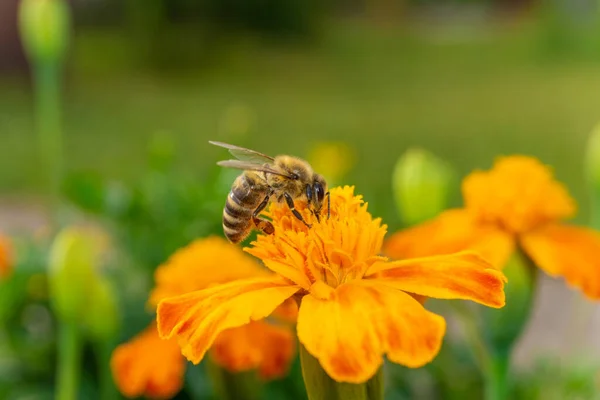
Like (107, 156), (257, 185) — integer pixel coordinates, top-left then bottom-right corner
(48, 227), (98, 322)
(83, 278), (120, 341)
(19, 0), (71, 65)
(585, 123), (600, 229)
(392, 148), (454, 226)
(480, 251), (535, 351)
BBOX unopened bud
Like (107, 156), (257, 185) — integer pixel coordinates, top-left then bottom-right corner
(48, 227), (98, 322)
(84, 278), (120, 341)
(481, 250), (535, 351)
(392, 148), (454, 226)
(19, 0), (70, 64)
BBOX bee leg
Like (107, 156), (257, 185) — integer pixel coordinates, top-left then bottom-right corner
(326, 191), (331, 219)
(312, 209), (320, 223)
(284, 193), (312, 228)
(252, 192), (275, 235)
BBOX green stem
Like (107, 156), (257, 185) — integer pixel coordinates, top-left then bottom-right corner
(56, 322), (81, 400)
(205, 359), (262, 400)
(299, 343), (384, 400)
(34, 62), (63, 216)
(483, 350), (510, 400)
(96, 339), (118, 400)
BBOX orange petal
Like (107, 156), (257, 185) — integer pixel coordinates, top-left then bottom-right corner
(297, 281), (446, 383)
(111, 323), (185, 399)
(149, 236), (268, 307)
(0, 234), (13, 280)
(211, 320), (296, 380)
(384, 209), (515, 269)
(521, 224), (600, 299)
(365, 252), (506, 308)
(157, 276), (300, 364)
(271, 297), (299, 323)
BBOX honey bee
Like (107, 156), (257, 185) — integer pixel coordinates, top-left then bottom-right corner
(210, 141), (329, 244)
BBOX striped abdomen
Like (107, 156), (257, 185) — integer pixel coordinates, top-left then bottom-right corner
(223, 172), (268, 243)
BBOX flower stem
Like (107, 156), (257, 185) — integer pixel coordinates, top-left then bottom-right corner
(34, 62), (63, 221)
(299, 343), (384, 400)
(96, 339), (118, 400)
(205, 359), (262, 400)
(56, 322), (81, 400)
(483, 350), (510, 400)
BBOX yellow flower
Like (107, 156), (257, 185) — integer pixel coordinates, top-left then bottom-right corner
(157, 186), (506, 383)
(111, 237), (296, 398)
(385, 155), (600, 299)
(0, 233), (13, 280)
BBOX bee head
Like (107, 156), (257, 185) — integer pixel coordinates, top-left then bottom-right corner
(306, 174), (328, 217)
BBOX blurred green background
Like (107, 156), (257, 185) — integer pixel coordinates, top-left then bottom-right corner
(2, 0), (600, 398)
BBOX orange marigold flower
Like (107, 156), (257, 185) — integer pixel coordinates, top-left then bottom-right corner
(385, 155), (600, 299)
(157, 186), (506, 383)
(0, 233), (13, 279)
(111, 323), (185, 399)
(112, 237), (295, 398)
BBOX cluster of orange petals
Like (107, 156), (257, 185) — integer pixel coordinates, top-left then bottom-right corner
(111, 237), (296, 399)
(385, 155), (600, 299)
(0, 233), (13, 280)
(158, 186), (507, 383)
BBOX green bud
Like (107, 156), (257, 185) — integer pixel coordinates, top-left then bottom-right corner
(48, 227), (98, 322)
(299, 344), (383, 400)
(481, 251), (535, 351)
(83, 278), (120, 341)
(392, 148), (454, 226)
(585, 123), (600, 230)
(18, 0), (71, 65)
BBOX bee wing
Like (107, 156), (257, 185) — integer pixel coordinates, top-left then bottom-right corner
(209, 141), (275, 164)
(217, 160), (293, 178)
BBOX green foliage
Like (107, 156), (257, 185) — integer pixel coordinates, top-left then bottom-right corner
(63, 133), (227, 272)
(513, 359), (600, 400)
(0, 238), (56, 400)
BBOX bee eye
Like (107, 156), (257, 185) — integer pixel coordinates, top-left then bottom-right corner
(314, 183), (325, 202)
(306, 185), (313, 202)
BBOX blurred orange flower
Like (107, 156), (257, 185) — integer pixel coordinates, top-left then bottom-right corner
(157, 186), (506, 384)
(111, 323), (185, 399)
(111, 237), (296, 399)
(0, 233), (13, 279)
(385, 155), (600, 299)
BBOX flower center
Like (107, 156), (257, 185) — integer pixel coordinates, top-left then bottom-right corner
(462, 156), (576, 233)
(246, 187), (388, 290)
